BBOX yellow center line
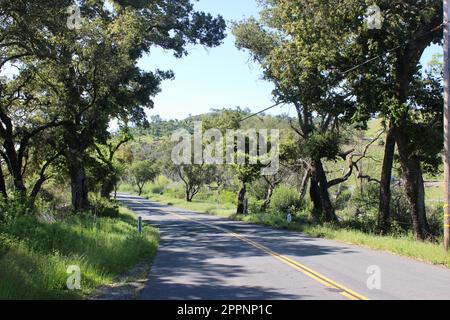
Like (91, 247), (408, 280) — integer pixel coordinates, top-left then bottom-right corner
(151, 205), (370, 301)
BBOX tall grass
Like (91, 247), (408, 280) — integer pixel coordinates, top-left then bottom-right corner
(0, 207), (159, 299)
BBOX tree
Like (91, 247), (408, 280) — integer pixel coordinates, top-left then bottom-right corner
(175, 164), (217, 202)
(317, 0), (443, 238)
(130, 161), (160, 196)
(3, 0), (226, 211)
(0, 70), (65, 202)
(260, 131), (302, 212)
(235, 0), (443, 236)
(233, 162), (262, 214)
(233, 3), (357, 222)
(94, 130), (133, 199)
(0, 1), (68, 201)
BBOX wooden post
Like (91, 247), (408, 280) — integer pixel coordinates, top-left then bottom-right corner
(444, 0), (450, 251)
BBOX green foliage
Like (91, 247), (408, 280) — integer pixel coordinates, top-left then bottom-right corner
(129, 161), (160, 195)
(304, 132), (341, 161)
(164, 183), (187, 200)
(218, 190), (238, 206)
(89, 195), (120, 218)
(0, 194), (33, 223)
(269, 184), (302, 214)
(0, 207), (159, 299)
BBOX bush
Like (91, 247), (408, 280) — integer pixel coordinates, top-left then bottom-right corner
(147, 176), (172, 195)
(164, 183), (186, 199)
(248, 198), (263, 214)
(218, 190), (237, 205)
(0, 194), (33, 223)
(269, 184), (301, 214)
(89, 195), (119, 218)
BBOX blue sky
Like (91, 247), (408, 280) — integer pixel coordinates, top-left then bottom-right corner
(139, 0), (276, 120)
(139, 0), (443, 121)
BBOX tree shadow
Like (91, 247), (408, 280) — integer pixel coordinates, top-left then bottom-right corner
(117, 194), (357, 300)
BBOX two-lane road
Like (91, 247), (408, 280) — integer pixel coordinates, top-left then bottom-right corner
(117, 194), (450, 300)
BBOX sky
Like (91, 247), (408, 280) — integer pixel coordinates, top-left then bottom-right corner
(138, 0), (444, 121)
(138, 0), (277, 120)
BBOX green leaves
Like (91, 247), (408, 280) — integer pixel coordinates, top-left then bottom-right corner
(304, 132), (341, 162)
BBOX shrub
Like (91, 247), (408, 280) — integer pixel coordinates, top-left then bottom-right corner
(0, 194), (32, 223)
(146, 176), (175, 196)
(269, 184), (301, 214)
(89, 195), (119, 218)
(164, 183), (186, 199)
(248, 198), (263, 214)
(218, 190), (237, 205)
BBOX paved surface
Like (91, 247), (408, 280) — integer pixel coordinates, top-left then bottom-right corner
(117, 193), (450, 300)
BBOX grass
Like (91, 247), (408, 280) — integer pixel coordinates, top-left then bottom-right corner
(144, 193), (236, 218)
(121, 183), (450, 270)
(0, 207), (159, 300)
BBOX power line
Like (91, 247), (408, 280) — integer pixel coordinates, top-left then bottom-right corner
(240, 101), (285, 122)
(240, 22), (445, 123)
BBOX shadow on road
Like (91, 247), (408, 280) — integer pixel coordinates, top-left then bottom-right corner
(117, 194), (355, 300)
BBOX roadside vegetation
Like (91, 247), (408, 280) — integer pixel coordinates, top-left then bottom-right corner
(0, 201), (159, 299)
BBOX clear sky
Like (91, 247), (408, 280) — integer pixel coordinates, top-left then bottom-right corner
(139, 0), (444, 121)
(138, 0), (278, 121)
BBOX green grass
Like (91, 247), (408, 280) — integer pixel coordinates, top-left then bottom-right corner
(0, 207), (159, 300)
(144, 193), (236, 218)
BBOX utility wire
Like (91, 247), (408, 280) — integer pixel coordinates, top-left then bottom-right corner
(240, 22), (445, 123)
(240, 101), (285, 122)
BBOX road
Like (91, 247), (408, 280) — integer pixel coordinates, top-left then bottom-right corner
(117, 193), (450, 300)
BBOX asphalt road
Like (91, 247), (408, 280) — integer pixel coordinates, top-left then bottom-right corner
(117, 193), (450, 300)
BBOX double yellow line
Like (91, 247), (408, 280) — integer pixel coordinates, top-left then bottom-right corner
(228, 231), (368, 300)
(134, 200), (369, 301)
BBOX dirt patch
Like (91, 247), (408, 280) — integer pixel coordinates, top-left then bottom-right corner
(89, 261), (151, 300)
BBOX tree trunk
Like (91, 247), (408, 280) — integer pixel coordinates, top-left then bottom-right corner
(186, 190), (192, 202)
(236, 183), (247, 214)
(299, 168), (311, 201)
(67, 153), (89, 211)
(3, 137), (26, 195)
(261, 185), (274, 212)
(378, 124), (396, 234)
(0, 163), (7, 200)
(395, 126), (430, 240)
(310, 159), (337, 222)
(138, 184), (144, 196)
(392, 48), (429, 240)
(309, 169), (322, 222)
(28, 177), (46, 207)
